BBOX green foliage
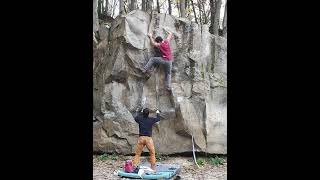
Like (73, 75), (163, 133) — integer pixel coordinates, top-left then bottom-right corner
(196, 158), (205, 166)
(110, 153), (119, 160)
(194, 156), (226, 167)
(156, 154), (169, 161)
(98, 154), (109, 161)
(208, 156), (225, 166)
(97, 153), (119, 161)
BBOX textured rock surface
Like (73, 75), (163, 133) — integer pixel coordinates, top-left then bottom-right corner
(93, 10), (227, 154)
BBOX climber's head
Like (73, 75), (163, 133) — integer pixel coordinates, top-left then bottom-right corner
(142, 108), (149, 118)
(155, 36), (163, 43)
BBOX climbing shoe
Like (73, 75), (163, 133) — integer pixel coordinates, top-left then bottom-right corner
(141, 69), (152, 78)
(132, 166), (140, 174)
(166, 87), (172, 94)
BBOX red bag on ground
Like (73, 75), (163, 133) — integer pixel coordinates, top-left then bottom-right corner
(124, 160), (134, 173)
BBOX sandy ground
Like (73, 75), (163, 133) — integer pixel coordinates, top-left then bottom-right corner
(93, 155), (227, 180)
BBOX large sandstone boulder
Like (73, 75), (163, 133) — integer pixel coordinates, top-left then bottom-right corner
(93, 10), (227, 154)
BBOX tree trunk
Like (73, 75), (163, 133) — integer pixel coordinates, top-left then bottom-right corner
(176, 0), (180, 17)
(209, 0), (215, 33)
(147, 0), (153, 13)
(197, 0), (202, 24)
(130, 0), (136, 11)
(102, 0), (105, 15)
(93, 0), (99, 32)
(213, 0), (222, 35)
(222, 1), (227, 38)
(142, 0), (146, 11)
(202, 0), (208, 24)
(156, 0), (160, 13)
(191, 0), (198, 24)
(186, 0), (189, 10)
(180, 0), (186, 17)
(186, 0), (190, 17)
(112, 0), (117, 17)
(104, 0), (109, 16)
(98, 0), (102, 18)
(102, 0), (105, 14)
(119, 0), (125, 15)
(168, 0), (172, 15)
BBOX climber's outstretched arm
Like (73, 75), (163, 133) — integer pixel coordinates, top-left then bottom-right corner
(134, 108), (143, 123)
(166, 31), (173, 41)
(148, 33), (160, 47)
(152, 110), (161, 124)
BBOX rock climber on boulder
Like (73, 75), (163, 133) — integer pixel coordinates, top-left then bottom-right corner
(142, 31), (174, 91)
(132, 108), (161, 171)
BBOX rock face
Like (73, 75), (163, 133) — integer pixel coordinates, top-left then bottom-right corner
(93, 10), (227, 154)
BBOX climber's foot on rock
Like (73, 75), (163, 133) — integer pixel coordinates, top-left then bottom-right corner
(163, 88), (172, 95)
(158, 88), (170, 95)
(145, 72), (151, 78)
(166, 87), (172, 92)
(142, 69), (151, 78)
(151, 165), (157, 172)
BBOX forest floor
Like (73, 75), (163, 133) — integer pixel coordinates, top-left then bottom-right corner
(93, 154), (227, 180)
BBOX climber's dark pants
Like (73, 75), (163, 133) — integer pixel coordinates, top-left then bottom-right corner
(144, 57), (172, 90)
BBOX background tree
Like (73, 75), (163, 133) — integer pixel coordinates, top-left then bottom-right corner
(147, 0), (153, 13)
(119, 0), (125, 15)
(98, 0), (102, 18)
(111, 0), (117, 17)
(168, 0), (172, 15)
(185, 0), (191, 18)
(197, 0), (202, 24)
(102, 0), (105, 15)
(180, 0), (186, 17)
(191, 0), (198, 23)
(222, 1), (227, 37)
(93, 0), (227, 38)
(201, 0), (208, 24)
(156, 0), (160, 13)
(130, 0), (136, 11)
(213, 0), (222, 35)
(93, 0), (99, 32)
(185, 0), (189, 12)
(124, 0), (129, 13)
(141, 0), (146, 11)
(176, 0), (180, 16)
(104, 0), (109, 17)
(209, 0), (215, 33)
